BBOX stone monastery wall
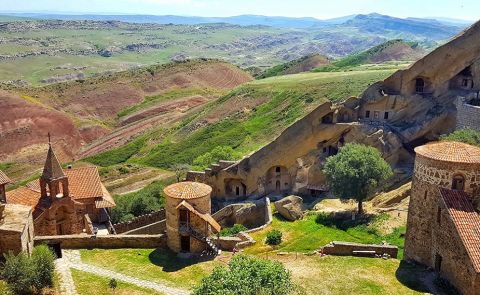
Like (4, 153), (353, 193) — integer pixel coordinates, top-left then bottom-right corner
(456, 97), (480, 130)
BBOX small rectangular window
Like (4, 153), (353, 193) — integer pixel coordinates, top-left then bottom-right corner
(365, 111), (370, 118)
(384, 112), (389, 120)
(374, 111), (380, 119)
(275, 167), (281, 173)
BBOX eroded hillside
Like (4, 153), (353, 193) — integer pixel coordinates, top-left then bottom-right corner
(0, 59), (252, 170)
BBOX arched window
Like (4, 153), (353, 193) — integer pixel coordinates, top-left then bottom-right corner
(452, 174), (465, 191)
(415, 78), (425, 93)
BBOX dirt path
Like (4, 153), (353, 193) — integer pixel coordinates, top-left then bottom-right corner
(61, 250), (189, 295)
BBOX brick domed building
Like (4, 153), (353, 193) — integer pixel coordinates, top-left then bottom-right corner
(164, 181), (221, 254)
(405, 141), (480, 295)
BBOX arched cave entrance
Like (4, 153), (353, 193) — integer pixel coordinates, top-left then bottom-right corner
(265, 166), (291, 195)
(224, 179), (247, 199)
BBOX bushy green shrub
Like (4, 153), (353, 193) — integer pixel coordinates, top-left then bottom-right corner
(266, 229), (282, 246)
(440, 128), (480, 147)
(193, 255), (294, 295)
(1, 245), (55, 295)
(31, 245), (56, 291)
(193, 146), (241, 171)
(220, 224), (247, 237)
(111, 179), (171, 224)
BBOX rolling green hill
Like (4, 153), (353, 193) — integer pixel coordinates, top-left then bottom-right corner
(314, 40), (425, 72)
(257, 54), (331, 79)
(85, 68), (397, 170)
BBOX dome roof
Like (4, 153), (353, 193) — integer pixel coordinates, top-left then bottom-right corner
(415, 141), (480, 164)
(163, 181), (212, 199)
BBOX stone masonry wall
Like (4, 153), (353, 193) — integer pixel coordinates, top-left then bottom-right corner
(34, 234), (166, 249)
(456, 97), (480, 130)
(321, 241), (398, 258)
(113, 210), (166, 234)
(433, 200), (479, 295)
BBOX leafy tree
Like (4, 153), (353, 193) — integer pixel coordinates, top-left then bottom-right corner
(193, 146), (241, 171)
(110, 180), (168, 223)
(266, 230), (283, 246)
(170, 163), (192, 182)
(323, 143), (393, 214)
(440, 128), (480, 147)
(193, 255), (294, 295)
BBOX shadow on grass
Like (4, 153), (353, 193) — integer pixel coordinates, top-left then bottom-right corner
(314, 210), (377, 230)
(395, 260), (431, 293)
(148, 248), (207, 272)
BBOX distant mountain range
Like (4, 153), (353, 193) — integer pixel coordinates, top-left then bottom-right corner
(0, 12), (474, 29)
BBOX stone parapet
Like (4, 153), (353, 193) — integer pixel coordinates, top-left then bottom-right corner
(321, 241), (398, 258)
(113, 210), (166, 234)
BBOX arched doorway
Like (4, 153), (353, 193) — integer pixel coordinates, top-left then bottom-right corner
(452, 174), (465, 191)
(54, 206), (71, 235)
(265, 166), (291, 195)
(275, 180), (281, 193)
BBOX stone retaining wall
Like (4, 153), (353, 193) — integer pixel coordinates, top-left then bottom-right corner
(321, 241), (398, 258)
(456, 97), (480, 130)
(113, 210), (166, 234)
(122, 220), (166, 235)
(34, 234), (166, 249)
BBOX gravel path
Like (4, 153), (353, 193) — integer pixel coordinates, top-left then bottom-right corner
(55, 254), (78, 295)
(60, 250), (190, 295)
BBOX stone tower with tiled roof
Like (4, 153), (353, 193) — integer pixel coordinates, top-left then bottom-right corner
(39, 142), (70, 200)
(405, 141), (480, 295)
(164, 181), (221, 254)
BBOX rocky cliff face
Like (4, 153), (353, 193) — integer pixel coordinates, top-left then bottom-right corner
(188, 20), (480, 201)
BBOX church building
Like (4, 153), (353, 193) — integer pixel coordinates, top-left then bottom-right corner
(5, 142), (115, 236)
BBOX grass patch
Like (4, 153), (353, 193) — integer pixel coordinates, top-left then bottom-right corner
(277, 255), (424, 295)
(117, 87), (223, 119)
(85, 138), (145, 167)
(71, 269), (161, 295)
(244, 213), (405, 258)
(80, 248), (221, 290)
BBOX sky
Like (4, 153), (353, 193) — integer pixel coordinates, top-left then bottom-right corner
(0, 0), (478, 21)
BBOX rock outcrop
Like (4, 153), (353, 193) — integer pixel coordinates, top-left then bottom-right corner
(274, 196), (304, 221)
(188, 20), (480, 201)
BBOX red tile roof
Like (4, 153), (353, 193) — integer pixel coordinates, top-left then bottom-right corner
(0, 170), (11, 185)
(415, 141), (480, 164)
(7, 166), (115, 212)
(164, 181), (212, 199)
(440, 188), (480, 272)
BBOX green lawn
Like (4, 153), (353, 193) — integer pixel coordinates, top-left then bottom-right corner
(244, 213), (405, 258)
(80, 249), (221, 290)
(277, 255), (429, 295)
(71, 269), (162, 295)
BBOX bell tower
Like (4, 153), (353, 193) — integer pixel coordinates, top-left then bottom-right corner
(40, 135), (69, 200)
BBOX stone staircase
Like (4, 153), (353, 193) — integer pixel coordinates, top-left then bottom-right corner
(179, 224), (221, 256)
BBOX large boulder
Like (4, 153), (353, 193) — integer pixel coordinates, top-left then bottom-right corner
(274, 195), (304, 221)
